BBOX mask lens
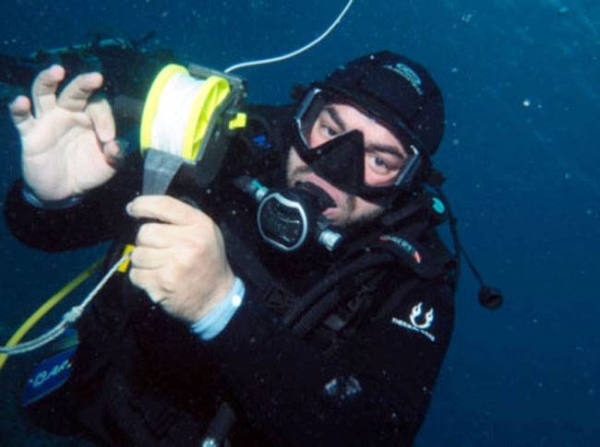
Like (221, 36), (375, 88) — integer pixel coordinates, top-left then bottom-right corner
(295, 89), (338, 150)
(294, 88), (422, 200)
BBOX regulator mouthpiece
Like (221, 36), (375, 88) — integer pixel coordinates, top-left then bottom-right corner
(235, 176), (342, 252)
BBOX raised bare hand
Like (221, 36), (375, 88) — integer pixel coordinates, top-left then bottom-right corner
(9, 65), (121, 201)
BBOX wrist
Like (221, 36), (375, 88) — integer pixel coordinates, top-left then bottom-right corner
(196, 271), (236, 320)
(191, 277), (245, 340)
(22, 183), (84, 210)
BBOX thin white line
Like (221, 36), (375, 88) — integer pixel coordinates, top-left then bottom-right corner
(391, 318), (436, 342)
(225, 0), (354, 73)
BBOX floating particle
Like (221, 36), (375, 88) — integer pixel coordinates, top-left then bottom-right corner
(461, 13), (473, 23)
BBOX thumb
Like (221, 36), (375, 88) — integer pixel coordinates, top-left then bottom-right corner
(9, 96), (35, 135)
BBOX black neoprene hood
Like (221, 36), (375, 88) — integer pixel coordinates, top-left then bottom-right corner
(317, 51), (445, 156)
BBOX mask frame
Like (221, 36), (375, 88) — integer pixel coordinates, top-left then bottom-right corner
(293, 87), (423, 206)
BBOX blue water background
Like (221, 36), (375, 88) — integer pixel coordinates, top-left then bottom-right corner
(0, 0), (598, 445)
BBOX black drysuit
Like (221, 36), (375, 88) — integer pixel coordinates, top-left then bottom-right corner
(5, 106), (456, 446)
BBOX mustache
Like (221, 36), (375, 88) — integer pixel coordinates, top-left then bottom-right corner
(289, 166), (356, 212)
(290, 165), (314, 178)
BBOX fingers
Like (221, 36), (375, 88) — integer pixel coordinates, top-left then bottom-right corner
(87, 96), (116, 143)
(130, 246), (169, 270)
(28, 65), (103, 116)
(135, 222), (174, 249)
(127, 196), (204, 226)
(31, 65), (65, 115)
(87, 96), (124, 167)
(11, 66), (107, 140)
(128, 268), (167, 304)
(56, 72), (103, 113)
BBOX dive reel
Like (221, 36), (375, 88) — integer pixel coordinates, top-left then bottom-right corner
(138, 63), (247, 196)
(138, 65), (342, 253)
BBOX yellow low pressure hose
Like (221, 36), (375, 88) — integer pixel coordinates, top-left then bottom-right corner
(0, 258), (104, 371)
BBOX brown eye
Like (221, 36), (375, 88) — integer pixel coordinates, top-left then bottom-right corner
(366, 153), (392, 175)
(321, 124), (339, 138)
(373, 156), (388, 168)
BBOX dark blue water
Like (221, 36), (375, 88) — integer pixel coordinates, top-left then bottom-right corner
(0, 0), (598, 445)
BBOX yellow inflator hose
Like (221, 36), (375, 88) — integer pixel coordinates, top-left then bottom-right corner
(0, 258), (104, 371)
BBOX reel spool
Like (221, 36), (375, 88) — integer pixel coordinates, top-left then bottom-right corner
(140, 63), (247, 186)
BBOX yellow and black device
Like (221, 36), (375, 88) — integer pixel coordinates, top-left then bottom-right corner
(1, 61), (251, 366)
(119, 63), (248, 272)
(139, 62), (248, 193)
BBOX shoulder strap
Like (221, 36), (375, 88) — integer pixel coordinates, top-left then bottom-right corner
(292, 221), (456, 338)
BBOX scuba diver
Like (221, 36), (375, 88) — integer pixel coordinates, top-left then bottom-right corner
(3, 41), (497, 445)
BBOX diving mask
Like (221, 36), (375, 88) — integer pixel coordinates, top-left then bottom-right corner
(293, 88), (423, 207)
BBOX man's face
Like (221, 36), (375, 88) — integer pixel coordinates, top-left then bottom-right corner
(287, 103), (408, 228)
